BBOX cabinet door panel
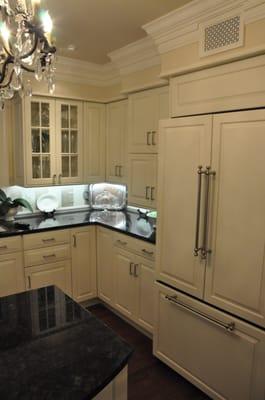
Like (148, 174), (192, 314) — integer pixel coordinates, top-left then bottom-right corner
(84, 103), (105, 183)
(128, 154), (157, 208)
(154, 283), (265, 400)
(156, 116), (212, 298)
(128, 92), (156, 153)
(136, 258), (155, 333)
(24, 97), (56, 186)
(106, 101), (127, 184)
(205, 110), (265, 327)
(71, 227), (97, 302)
(25, 260), (72, 297)
(56, 100), (83, 184)
(114, 249), (136, 319)
(97, 228), (114, 305)
(0, 253), (24, 297)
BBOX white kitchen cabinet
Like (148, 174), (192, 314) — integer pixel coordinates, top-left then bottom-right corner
(128, 86), (169, 153)
(25, 260), (72, 297)
(97, 227), (114, 305)
(157, 109), (265, 328)
(106, 100), (127, 184)
(71, 226), (97, 302)
(113, 248), (137, 319)
(113, 243), (155, 333)
(56, 100), (83, 184)
(83, 102), (106, 183)
(128, 154), (157, 208)
(0, 252), (24, 297)
(154, 283), (265, 400)
(13, 96), (83, 186)
(0, 105), (10, 186)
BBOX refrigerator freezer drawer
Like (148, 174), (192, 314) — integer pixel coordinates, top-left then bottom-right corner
(153, 282), (265, 400)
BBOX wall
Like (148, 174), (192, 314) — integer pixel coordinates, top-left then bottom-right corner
(2, 185), (89, 216)
(160, 18), (265, 77)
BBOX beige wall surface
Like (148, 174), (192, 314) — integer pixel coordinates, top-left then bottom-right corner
(120, 65), (167, 94)
(160, 18), (265, 77)
(31, 80), (124, 103)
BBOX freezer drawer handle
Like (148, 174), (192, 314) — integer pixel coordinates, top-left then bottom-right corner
(165, 295), (235, 333)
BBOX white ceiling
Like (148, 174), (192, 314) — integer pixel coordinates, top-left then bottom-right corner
(45, 0), (193, 64)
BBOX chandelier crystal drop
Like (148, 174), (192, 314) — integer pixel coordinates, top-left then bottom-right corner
(0, 0), (56, 109)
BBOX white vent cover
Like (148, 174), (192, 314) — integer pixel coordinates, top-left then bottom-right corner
(200, 14), (244, 57)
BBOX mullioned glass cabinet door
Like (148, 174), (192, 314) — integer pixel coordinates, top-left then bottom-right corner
(25, 97), (56, 186)
(56, 100), (83, 184)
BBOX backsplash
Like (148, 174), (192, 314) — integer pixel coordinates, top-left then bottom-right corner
(1, 185), (90, 216)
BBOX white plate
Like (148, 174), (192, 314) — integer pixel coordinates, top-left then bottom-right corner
(37, 194), (59, 213)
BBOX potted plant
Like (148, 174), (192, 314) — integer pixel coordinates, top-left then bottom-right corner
(0, 189), (33, 221)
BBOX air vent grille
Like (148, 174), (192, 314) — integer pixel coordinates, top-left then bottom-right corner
(200, 15), (243, 57)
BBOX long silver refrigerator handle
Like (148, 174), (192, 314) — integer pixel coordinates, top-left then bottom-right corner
(194, 166), (203, 257)
(165, 295), (235, 333)
(201, 166), (216, 260)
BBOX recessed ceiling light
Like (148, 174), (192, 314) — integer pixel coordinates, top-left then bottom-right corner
(67, 44), (76, 51)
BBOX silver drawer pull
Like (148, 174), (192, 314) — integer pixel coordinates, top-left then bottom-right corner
(43, 254), (56, 259)
(165, 295), (235, 333)
(42, 238), (56, 243)
(141, 249), (154, 256)
(0, 245), (8, 250)
(116, 239), (127, 246)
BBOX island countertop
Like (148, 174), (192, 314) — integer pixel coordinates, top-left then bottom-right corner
(0, 286), (133, 400)
(0, 209), (156, 244)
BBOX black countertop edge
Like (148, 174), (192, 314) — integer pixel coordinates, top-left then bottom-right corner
(0, 210), (156, 244)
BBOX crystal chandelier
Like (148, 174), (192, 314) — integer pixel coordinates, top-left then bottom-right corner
(0, 0), (56, 108)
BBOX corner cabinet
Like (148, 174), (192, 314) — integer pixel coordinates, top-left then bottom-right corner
(106, 100), (127, 184)
(13, 96), (84, 186)
(128, 154), (157, 208)
(128, 86), (169, 153)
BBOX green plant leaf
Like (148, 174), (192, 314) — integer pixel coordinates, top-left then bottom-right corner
(0, 189), (7, 202)
(13, 198), (33, 212)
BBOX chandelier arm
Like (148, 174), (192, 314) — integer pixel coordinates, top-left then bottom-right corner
(0, 70), (14, 89)
(0, 57), (13, 84)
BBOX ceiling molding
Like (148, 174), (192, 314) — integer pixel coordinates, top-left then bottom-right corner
(108, 36), (161, 76)
(143, 0), (265, 55)
(55, 56), (121, 87)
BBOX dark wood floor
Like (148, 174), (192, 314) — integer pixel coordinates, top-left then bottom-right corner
(88, 304), (210, 400)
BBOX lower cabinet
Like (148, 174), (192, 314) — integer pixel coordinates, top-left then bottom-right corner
(71, 226), (97, 302)
(25, 260), (72, 297)
(97, 227), (115, 305)
(154, 283), (265, 400)
(0, 252), (24, 297)
(113, 246), (155, 333)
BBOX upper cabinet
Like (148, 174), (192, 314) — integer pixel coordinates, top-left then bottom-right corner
(13, 96), (107, 186)
(106, 100), (127, 184)
(83, 102), (106, 183)
(14, 96), (83, 186)
(55, 100), (83, 185)
(128, 86), (169, 153)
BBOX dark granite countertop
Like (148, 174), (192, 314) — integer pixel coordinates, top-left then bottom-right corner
(0, 209), (156, 244)
(0, 286), (133, 400)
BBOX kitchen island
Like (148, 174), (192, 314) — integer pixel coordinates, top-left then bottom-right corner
(0, 286), (133, 399)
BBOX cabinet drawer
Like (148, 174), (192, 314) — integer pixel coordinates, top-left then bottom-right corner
(114, 232), (155, 260)
(24, 244), (71, 268)
(154, 283), (265, 400)
(23, 230), (70, 250)
(0, 236), (22, 254)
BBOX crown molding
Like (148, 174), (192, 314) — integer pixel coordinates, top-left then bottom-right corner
(143, 0), (265, 55)
(55, 56), (121, 87)
(108, 36), (160, 76)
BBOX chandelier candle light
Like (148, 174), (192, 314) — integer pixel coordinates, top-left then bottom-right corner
(0, 0), (56, 109)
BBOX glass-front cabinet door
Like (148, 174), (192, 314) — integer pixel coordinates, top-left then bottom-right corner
(25, 97), (56, 186)
(56, 100), (83, 184)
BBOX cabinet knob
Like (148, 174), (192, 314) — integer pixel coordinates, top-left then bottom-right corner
(145, 186), (150, 200)
(151, 187), (155, 201)
(52, 174), (57, 185)
(146, 132), (151, 146)
(151, 131), (156, 146)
